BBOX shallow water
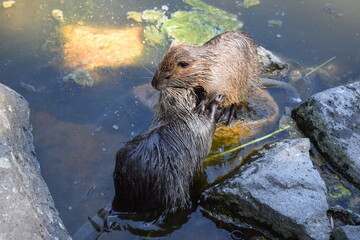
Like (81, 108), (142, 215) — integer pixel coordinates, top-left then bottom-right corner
(1, 0), (359, 239)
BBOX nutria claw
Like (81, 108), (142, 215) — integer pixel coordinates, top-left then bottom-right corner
(193, 94), (224, 122)
(209, 95), (224, 122)
(193, 100), (207, 116)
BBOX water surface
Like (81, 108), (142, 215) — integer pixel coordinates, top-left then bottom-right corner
(1, 0), (359, 239)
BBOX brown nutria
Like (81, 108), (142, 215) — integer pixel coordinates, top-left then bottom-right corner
(112, 87), (223, 212)
(151, 30), (261, 108)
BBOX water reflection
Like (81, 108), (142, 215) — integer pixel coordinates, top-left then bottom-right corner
(1, 0), (360, 239)
(73, 204), (272, 240)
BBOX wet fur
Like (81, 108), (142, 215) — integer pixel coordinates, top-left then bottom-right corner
(112, 88), (220, 212)
(151, 31), (261, 107)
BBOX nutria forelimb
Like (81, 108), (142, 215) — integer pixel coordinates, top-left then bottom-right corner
(112, 87), (223, 212)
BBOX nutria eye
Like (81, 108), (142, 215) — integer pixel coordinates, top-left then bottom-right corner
(178, 61), (189, 68)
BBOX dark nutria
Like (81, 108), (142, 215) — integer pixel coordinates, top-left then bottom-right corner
(112, 87), (223, 212)
(151, 30), (261, 108)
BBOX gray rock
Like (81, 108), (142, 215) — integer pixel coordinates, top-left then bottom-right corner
(329, 205), (360, 225)
(291, 81), (360, 187)
(257, 46), (288, 75)
(332, 225), (360, 240)
(201, 138), (330, 240)
(0, 83), (71, 240)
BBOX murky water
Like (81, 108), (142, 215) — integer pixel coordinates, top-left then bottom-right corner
(1, 0), (359, 239)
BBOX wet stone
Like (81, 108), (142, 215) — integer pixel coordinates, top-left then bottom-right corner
(63, 68), (94, 87)
(291, 81), (360, 187)
(332, 225), (360, 240)
(0, 83), (71, 240)
(201, 138), (330, 240)
(257, 46), (288, 75)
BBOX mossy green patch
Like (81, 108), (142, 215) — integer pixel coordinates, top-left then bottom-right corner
(163, 11), (241, 45)
(184, 0), (236, 18)
(328, 183), (352, 199)
(244, 0), (260, 8)
(143, 25), (167, 46)
(127, 0), (245, 46)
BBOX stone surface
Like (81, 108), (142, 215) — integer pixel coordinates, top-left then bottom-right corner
(292, 81), (360, 187)
(201, 138), (330, 240)
(332, 225), (360, 240)
(257, 46), (288, 75)
(0, 83), (71, 240)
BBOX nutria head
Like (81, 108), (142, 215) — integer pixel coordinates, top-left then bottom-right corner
(151, 44), (215, 91)
(151, 31), (261, 107)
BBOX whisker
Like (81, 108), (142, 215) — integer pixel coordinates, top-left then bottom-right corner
(142, 65), (155, 75)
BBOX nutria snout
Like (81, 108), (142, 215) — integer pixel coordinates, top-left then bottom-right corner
(112, 87), (223, 212)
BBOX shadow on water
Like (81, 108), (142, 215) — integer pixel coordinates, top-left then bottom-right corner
(73, 204), (274, 240)
(1, 0), (360, 239)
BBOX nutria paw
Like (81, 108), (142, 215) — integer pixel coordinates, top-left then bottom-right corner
(193, 99), (209, 116)
(208, 95), (224, 122)
(219, 104), (238, 125)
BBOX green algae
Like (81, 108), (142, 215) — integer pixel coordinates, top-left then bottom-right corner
(183, 0), (236, 18)
(163, 10), (241, 45)
(243, 0), (260, 8)
(328, 183), (352, 199)
(127, 0), (244, 46)
(143, 25), (167, 46)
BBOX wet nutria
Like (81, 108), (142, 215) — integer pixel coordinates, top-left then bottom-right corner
(151, 30), (261, 108)
(112, 87), (223, 212)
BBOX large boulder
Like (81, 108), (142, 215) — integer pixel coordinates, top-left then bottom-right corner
(292, 81), (360, 187)
(201, 138), (330, 240)
(0, 83), (71, 239)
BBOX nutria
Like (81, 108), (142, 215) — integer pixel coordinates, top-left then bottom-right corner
(151, 30), (261, 108)
(112, 87), (223, 212)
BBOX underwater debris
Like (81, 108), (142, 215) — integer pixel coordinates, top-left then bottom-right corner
(268, 19), (283, 28)
(63, 68), (94, 87)
(51, 9), (65, 23)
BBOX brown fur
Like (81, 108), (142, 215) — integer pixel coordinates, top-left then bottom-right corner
(112, 87), (222, 212)
(152, 31), (261, 107)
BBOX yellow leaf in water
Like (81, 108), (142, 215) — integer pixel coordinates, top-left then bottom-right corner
(61, 25), (144, 71)
(3, 1), (16, 8)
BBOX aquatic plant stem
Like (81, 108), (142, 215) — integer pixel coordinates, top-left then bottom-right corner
(207, 125), (291, 160)
(304, 56), (336, 77)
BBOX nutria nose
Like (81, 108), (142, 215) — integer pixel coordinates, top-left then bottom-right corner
(151, 70), (159, 89)
(151, 71), (169, 90)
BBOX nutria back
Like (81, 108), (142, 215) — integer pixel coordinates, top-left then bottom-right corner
(112, 87), (219, 212)
(152, 31), (261, 106)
